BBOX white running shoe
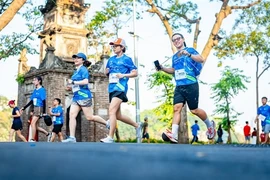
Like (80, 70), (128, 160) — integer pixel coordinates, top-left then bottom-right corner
(100, 136), (114, 143)
(164, 130), (178, 143)
(206, 120), (216, 140)
(62, 136), (76, 143)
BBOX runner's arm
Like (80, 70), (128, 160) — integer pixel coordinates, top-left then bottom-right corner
(22, 100), (33, 110)
(189, 54), (204, 63)
(123, 69), (137, 78)
(160, 66), (175, 74)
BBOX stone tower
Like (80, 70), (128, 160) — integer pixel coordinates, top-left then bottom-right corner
(38, 0), (90, 62)
(17, 0), (110, 142)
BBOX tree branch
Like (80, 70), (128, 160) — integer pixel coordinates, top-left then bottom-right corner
(155, 5), (198, 24)
(231, 0), (262, 10)
(0, 0), (27, 31)
(258, 64), (270, 79)
(145, 0), (176, 53)
(193, 17), (201, 49)
(0, 22), (42, 61)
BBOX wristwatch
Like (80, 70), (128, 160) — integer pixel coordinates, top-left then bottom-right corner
(188, 53), (192, 57)
(71, 80), (75, 85)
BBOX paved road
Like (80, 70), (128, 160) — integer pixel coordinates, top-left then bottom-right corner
(0, 143), (269, 180)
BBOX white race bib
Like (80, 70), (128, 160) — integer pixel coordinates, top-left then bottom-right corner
(52, 116), (56, 122)
(72, 85), (80, 92)
(175, 69), (187, 80)
(33, 98), (37, 106)
(258, 114), (266, 121)
(109, 73), (119, 83)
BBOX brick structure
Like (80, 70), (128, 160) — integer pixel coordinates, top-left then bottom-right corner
(17, 48), (110, 142)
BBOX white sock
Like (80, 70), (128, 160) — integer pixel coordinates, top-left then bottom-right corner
(69, 136), (75, 139)
(172, 124), (179, 139)
(204, 119), (211, 128)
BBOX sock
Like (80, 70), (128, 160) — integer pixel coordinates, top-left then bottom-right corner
(172, 124), (179, 139)
(69, 136), (75, 139)
(204, 119), (211, 128)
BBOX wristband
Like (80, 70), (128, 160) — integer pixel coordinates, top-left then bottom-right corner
(72, 80), (75, 85)
(188, 53), (192, 57)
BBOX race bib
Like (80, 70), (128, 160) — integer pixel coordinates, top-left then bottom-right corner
(175, 69), (186, 80)
(33, 98), (37, 106)
(72, 85), (80, 92)
(109, 73), (119, 83)
(52, 116), (56, 122)
(258, 114), (266, 121)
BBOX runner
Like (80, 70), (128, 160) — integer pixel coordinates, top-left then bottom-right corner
(20, 76), (52, 142)
(49, 98), (64, 142)
(100, 38), (141, 143)
(8, 100), (27, 142)
(158, 33), (216, 143)
(255, 97), (270, 144)
(62, 52), (109, 143)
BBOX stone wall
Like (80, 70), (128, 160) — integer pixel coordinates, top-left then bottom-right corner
(17, 69), (109, 142)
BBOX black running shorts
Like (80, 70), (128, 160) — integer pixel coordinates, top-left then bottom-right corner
(109, 91), (128, 103)
(173, 82), (199, 110)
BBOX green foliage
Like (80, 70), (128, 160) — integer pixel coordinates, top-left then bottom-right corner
(234, 1), (270, 29)
(215, 1), (270, 69)
(147, 70), (175, 126)
(211, 66), (249, 141)
(215, 31), (270, 60)
(16, 74), (25, 85)
(0, 1), (42, 60)
(0, 0), (12, 14)
(137, 0), (199, 33)
(211, 67), (250, 102)
(86, 0), (134, 61)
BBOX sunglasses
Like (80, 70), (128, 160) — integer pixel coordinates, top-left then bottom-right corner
(172, 37), (182, 43)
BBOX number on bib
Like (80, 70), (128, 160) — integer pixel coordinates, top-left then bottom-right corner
(258, 114), (266, 121)
(175, 69), (186, 80)
(72, 85), (80, 92)
(109, 73), (119, 83)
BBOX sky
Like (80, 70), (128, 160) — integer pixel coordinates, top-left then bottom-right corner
(1, 0), (269, 133)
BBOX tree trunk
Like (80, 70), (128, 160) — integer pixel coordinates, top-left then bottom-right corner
(227, 128), (232, 143)
(256, 57), (260, 144)
(178, 105), (189, 144)
(0, 0), (27, 31)
(226, 97), (232, 143)
(201, 0), (231, 61)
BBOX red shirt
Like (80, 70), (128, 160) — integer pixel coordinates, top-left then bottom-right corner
(244, 125), (251, 136)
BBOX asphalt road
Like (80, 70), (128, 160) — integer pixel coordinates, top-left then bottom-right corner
(0, 143), (269, 180)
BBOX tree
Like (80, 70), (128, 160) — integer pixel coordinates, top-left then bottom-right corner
(214, 1), (270, 143)
(147, 70), (174, 126)
(0, 0), (27, 31)
(0, 1), (43, 61)
(211, 66), (249, 143)
(86, 0), (134, 62)
(0, 95), (12, 141)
